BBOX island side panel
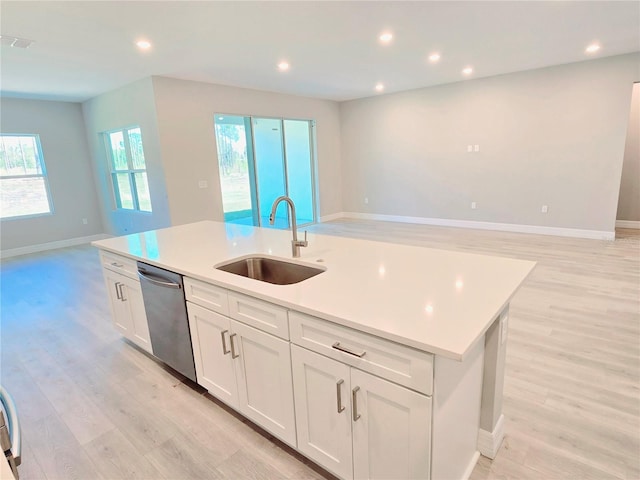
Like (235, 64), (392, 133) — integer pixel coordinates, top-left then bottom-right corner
(478, 307), (509, 459)
(431, 338), (484, 480)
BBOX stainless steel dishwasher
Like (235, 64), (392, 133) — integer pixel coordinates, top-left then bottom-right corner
(137, 262), (197, 382)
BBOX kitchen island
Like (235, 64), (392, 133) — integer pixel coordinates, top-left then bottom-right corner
(93, 220), (535, 480)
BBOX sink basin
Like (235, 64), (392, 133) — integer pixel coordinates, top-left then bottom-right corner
(215, 256), (325, 285)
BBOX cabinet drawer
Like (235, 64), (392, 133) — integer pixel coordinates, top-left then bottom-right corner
(228, 292), (289, 340)
(290, 312), (433, 395)
(184, 277), (229, 315)
(100, 251), (139, 280)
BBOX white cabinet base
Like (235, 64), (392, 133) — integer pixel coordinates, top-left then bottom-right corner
(477, 413), (504, 459)
(431, 339), (484, 480)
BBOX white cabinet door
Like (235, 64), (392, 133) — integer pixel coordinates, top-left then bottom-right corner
(103, 269), (130, 336)
(291, 345), (354, 480)
(187, 302), (238, 408)
(231, 319), (297, 448)
(102, 268), (152, 353)
(351, 369), (432, 480)
(119, 275), (152, 354)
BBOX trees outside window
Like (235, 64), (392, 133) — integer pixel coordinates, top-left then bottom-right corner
(0, 134), (53, 219)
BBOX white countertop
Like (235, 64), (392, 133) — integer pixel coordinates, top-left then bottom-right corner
(93, 221), (535, 361)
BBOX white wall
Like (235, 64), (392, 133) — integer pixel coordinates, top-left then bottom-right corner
(0, 98), (103, 250)
(340, 53), (640, 234)
(82, 77), (171, 236)
(150, 76), (342, 226)
(617, 82), (640, 222)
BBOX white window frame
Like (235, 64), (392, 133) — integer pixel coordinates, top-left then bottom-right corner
(104, 126), (152, 212)
(0, 133), (54, 220)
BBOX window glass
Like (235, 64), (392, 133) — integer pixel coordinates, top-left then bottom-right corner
(128, 128), (146, 169)
(109, 131), (128, 171)
(113, 173), (134, 209)
(0, 134), (53, 219)
(134, 172), (152, 212)
(105, 126), (152, 212)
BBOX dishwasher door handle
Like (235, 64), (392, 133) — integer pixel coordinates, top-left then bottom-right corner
(138, 270), (182, 289)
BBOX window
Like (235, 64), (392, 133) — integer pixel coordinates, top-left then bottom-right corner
(105, 126), (152, 212)
(0, 134), (53, 219)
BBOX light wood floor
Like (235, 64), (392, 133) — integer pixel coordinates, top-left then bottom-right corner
(1, 219), (638, 480)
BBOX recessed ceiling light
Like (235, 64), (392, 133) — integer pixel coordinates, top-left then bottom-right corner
(428, 53), (441, 63)
(462, 67), (473, 75)
(0, 35), (34, 49)
(375, 83), (384, 92)
(585, 43), (601, 54)
(136, 40), (152, 50)
(379, 32), (393, 44)
(278, 61), (290, 71)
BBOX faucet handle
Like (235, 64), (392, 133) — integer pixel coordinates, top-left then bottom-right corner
(302, 230), (309, 247)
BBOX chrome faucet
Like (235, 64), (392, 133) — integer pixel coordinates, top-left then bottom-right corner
(269, 196), (308, 258)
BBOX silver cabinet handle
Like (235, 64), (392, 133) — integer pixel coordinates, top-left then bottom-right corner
(229, 333), (240, 359)
(114, 282), (122, 300)
(332, 342), (366, 358)
(352, 386), (361, 421)
(337, 379), (345, 413)
(118, 283), (127, 302)
(221, 330), (230, 355)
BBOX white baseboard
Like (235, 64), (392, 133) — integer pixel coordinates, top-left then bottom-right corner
(1, 234), (111, 259)
(319, 212), (346, 223)
(337, 212), (615, 240)
(461, 451), (481, 480)
(616, 220), (640, 229)
(478, 414), (505, 459)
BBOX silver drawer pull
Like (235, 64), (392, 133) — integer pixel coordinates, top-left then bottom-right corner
(336, 379), (345, 413)
(332, 342), (366, 358)
(230, 333), (240, 359)
(221, 330), (230, 355)
(352, 386), (361, 421)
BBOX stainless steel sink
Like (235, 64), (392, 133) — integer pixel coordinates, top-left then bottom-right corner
(215, 256), (325, 285)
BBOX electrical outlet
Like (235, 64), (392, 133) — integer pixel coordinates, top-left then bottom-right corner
(467, 145), (473, 153)
(82, 218), (88, 225)
(474, 144), (480, 152)
(198, 180), (208, 189)
(471, 202), (477, 209)
(364, 197), (369, 204)
(541, 205), (548, 213)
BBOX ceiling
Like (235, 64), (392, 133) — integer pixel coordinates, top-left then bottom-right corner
(1, 1), (639, 103)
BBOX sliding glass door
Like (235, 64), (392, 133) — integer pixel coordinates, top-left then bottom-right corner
(214, 115), (257, 225)
(253, 118), (287, 228)
(214, 115), (316, 229)
(284, 119), (314, 226)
